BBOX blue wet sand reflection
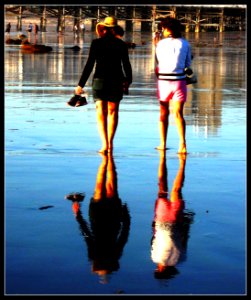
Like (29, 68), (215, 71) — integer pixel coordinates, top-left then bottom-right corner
(5, 30), (246, 295)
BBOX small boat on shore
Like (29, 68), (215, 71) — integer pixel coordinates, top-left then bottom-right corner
(21, 41), (53, 53)
(6, 37), (24, 45)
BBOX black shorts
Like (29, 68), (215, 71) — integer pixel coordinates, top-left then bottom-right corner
(92, 78), (124, 102)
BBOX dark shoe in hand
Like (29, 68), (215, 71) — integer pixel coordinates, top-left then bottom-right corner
(75, 97), (88, 107)
(67, 95), (87, 107)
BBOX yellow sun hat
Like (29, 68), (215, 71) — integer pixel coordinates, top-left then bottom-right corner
(96, 16), (118, 36)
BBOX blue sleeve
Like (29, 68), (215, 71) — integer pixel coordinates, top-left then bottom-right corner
(185, 43), (192, 68)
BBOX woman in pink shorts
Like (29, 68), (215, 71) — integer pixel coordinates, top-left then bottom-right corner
(155, 17), (192, 154)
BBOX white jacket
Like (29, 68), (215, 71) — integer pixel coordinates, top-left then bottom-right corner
(156, 37), (192, 80)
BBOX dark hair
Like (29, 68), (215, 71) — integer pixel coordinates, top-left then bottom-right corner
(154, 266), (179, 279)
(104, 26), (115, 37)
(160, 17), (184, 38)
(113, 25), (124, 37)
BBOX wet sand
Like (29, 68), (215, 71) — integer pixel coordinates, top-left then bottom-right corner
(5, 30), (246, 295)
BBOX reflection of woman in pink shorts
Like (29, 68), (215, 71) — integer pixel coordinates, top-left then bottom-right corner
(155, 17), (192, 154)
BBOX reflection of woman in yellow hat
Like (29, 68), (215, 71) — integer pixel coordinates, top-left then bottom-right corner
(65, 154), (131, 285)
(74, 16), (132, 154)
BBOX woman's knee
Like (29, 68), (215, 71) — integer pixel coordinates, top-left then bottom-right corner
(172, 103), (184, 120)
(96, 101), (107, 114)
(159, 105), (169, 121)
(108, 102), (119, 115)
(160, 112), (168, 122)
(173, 110), (183, 120)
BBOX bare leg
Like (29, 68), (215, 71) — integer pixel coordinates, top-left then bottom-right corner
(107, 101), (120, 153)
(106, 154), (118, 198)
(93, 154), (108, 201)
(158, 151), (168, 197)
(170, 154), (187, 202)
(172, 101), (187, 154)
(156, 101), (169, 150)
(95, 101), (108, 153)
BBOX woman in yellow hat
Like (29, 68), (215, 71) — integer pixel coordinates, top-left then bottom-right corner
(74, 16), (132, 154)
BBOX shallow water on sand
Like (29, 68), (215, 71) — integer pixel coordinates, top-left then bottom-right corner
(5, 30), (246, 295)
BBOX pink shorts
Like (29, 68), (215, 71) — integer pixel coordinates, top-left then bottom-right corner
(157, 80), (187, 102)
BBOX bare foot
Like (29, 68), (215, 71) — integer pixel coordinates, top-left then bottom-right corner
(107, 145), (113, 153)
(107, 142), (113, 153)
(178, 143), (187, 154)
(98, 148), (108, 154)
(155, 146), (167, 151)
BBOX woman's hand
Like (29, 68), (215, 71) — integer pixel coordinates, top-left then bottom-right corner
(75, 85), (83, 95)
(123, 81), (129, 95)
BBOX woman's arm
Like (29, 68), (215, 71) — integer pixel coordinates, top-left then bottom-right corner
(75, 40), (97, 94)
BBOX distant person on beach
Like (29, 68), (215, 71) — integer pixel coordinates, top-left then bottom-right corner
(34, 23), (39, 35)
(27, 23), (32, 33)
(151, 152), (194, 280)
(65, 154), (131, 284)
(80, 22), (85, 33)
(73, 16), (132, 154)
(73, 24), (78, 35)
(155, 17), (192, 154)
(5, 22), (11, 34)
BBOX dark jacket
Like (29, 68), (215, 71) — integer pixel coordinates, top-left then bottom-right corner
(78, 35), (132, 88)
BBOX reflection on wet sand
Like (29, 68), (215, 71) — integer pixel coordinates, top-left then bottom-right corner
(65, 154), (131, 285)
(4, 29), (246, 294)
(151, 152), (195, 281)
